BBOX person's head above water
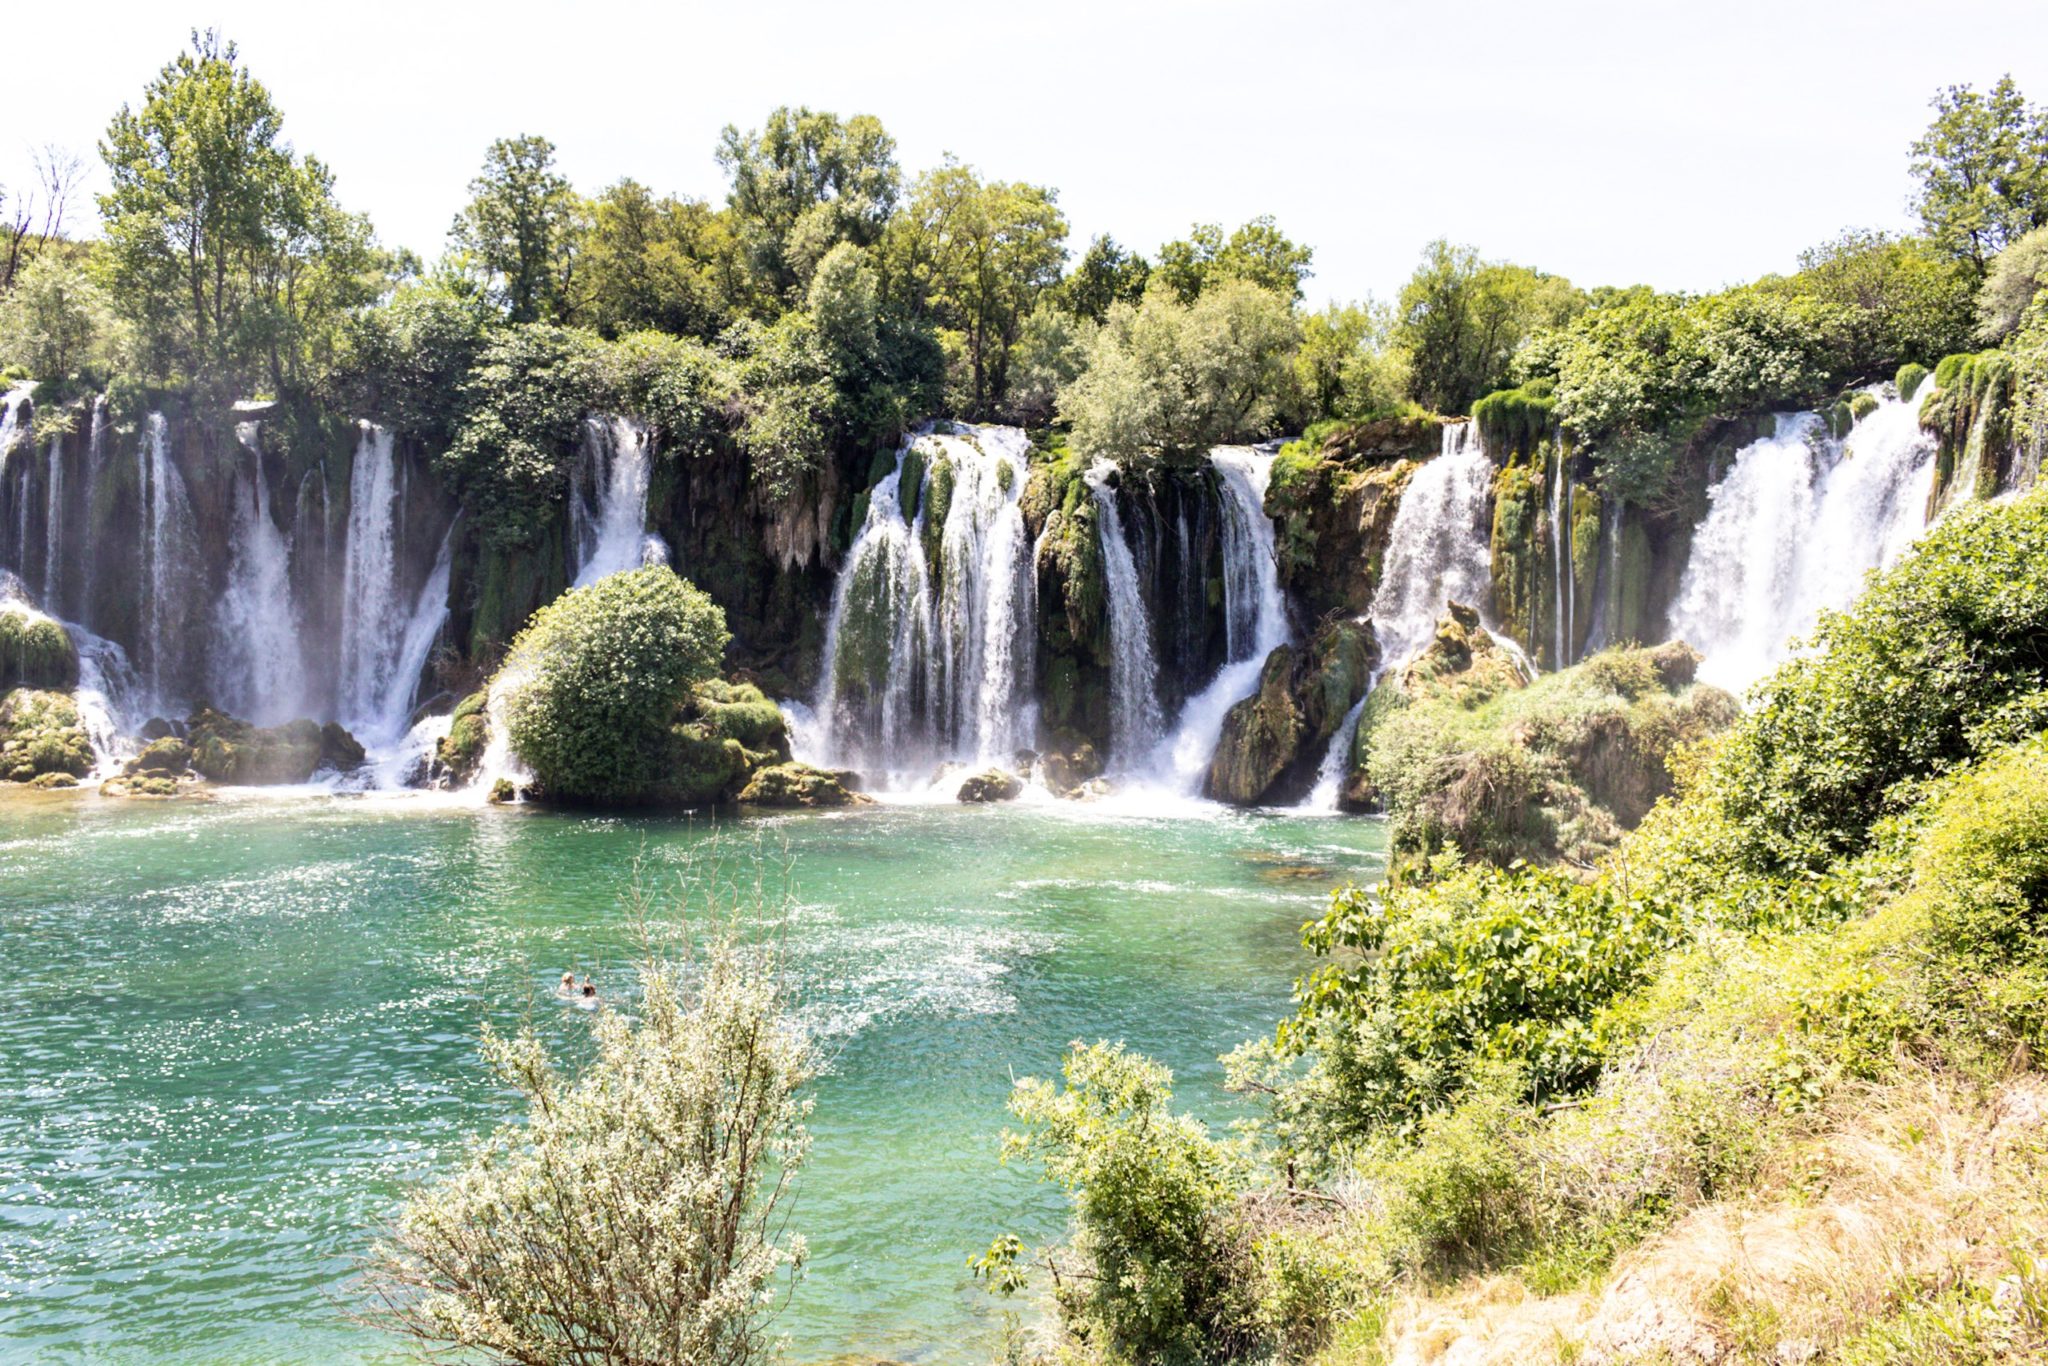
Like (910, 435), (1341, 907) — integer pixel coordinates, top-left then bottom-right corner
(560, 971), (574, 986)
(581, 981), (596, 997)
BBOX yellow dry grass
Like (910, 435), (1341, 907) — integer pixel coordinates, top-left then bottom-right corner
(1373, 1069), (2048, 1365)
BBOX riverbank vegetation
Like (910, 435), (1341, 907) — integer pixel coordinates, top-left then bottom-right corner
(991, 486), (2048, 1364)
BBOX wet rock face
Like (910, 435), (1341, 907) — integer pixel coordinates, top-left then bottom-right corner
(737, 761), (869, 808)
(956, 768), (1024, 804)
(181, 708), (367, 785)
(1206, 619), (1379, 807)
(1266, 422), (1434, 625)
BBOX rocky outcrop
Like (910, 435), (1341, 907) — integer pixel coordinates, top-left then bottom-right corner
(957, 768), (1024, 803)
(1266, 419), (1435, 624)
(1208, 619), (1378, 806)
(432, 690), (490, 787)
(1360, 620), (1738, 873)
(655, 680), (795, 808)
(0, 688), (93, 782)
(737, 761), (869, 808)
(1037, 735), (1105, 797)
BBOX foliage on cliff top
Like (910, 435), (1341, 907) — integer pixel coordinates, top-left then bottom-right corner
(499, 565), (730, 803)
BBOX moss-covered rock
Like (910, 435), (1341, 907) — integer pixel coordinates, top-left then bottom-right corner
(1208, 620), (1381, 807)
(648, 680), (793, 808)
(737, 761), (870, 808)
(957, 768), (1025, 803)
(127, 736), (192, 776)
(0, 607), (79, 692)
(1265, 428), (1429, 624)
(433, 690), (490, 787)
(1922, 350), (2021, 512)
(0, 688), (94, 782)
(1038, 735), (1105, 797)
(183, 708), (365, 784)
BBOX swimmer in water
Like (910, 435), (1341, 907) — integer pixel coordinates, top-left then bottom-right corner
(580, 976), (597, 1000)
(558, 971), (577, 998)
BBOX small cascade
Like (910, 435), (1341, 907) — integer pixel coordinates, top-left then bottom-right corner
(1550, 447), (1570, 668)
(41, 436), (64, 618)
(0, 390), (30, 581)
(138, 413), (200, 714)
(76, 400), (107, 624)
(1370, 421), (1498, 667)
(1302, 421), (1498, 811)
(1153, 447), (1288, 790)
(569, 416), (669, 587)
(0, 570), (141, 775)
(1087, 462), (1164, 771)
(1671, 393), (1936, 693)
(815, 425), (1035, 784)
(1580, 499), (1623, 656)
(211, 422), (306, 723)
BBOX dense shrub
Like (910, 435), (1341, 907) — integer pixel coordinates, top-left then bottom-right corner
(499, 566), (730, 803)
(1711, 488), (2048, 872)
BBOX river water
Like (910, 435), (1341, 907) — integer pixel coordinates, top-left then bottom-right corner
(0, 792), (1384, 1362)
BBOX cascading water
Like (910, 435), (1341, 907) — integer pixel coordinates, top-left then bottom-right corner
(815, 425), (1035, 784)
(211, 422), (306, 723)
(1670, 392), (1937, 693)
(1305, 421), (1498, 809)
(1087, 462), (1165, 771)
(1153, 447), (1288, 790)
(569, 416), (670, 587)
(138, 413), (199, 714)
(1550, 447), (1572, 668)
(336, 423), (405, 730)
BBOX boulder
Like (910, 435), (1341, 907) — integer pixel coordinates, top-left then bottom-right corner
(184, 708), (365, 785)
(432, 691), (491, 787)
(737, 761), (870, 809)
(957, 768), (1024, 804)
(127, 737), (192, 776)
(1037, 737), (1104, 797)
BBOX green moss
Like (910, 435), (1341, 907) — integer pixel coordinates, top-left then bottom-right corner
(0, 608), (79, 692)
(1471, 384), (1557, 459)
(917, 452), (955, 575)
(0, 688), (94, 782)
(1849, 391), (1880, 422)
(897, 444), (927, 524)
(1895, 362), (1929, 403)
(1488, 462), (1547, 660)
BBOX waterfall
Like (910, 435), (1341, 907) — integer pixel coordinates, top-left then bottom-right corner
(41, 436), (63, 617)
(815, 424), (1035, 784)
(357, 527), (455, 753)
(1303, 421), (1498, 810)
(569, 416), (669, 587)
(1580, 499), (1623, 656)
(1153, 447), (1289, 790)
(1670, 392), (1936, 693)
(78, 400), (107, 625)
(1, 391), (28, 581)
(1087, 462), (1164, 770)
(336, 423), (405, 731)
(211, 422), (306, 723)
(138, 413), (200, 715)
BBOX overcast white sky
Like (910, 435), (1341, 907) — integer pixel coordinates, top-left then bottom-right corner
(6, 0), (2047, 306)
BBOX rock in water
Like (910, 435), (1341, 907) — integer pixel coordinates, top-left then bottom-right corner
(183, 708), (367, 784)
(1206, 618), (1378, 806)
(0, 689), (95, 782)
(956, 768), (1024, 804)
(737, 762), (870, 808)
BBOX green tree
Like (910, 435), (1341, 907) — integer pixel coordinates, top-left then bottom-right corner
(1059, 278), (1301, 466)
(882, 160), (1067, 417)
(97, 30), (376, 392)
(1787, 229), (1976, 365)
(1155, 216), (1314, 304)
(1058, 233), (1151, 321)
(1395, 240), (1583, 415)
(449, 134), (584, 324)
(578, 178), (731, 339)
(0, 251), (116, 381)
(717, 107), (899, 305)
(499, 565), (732, 804)
(1293, 300), (1409, 421)
(1910, 75), (2048, 271)
(1975, 225), (2048, 342)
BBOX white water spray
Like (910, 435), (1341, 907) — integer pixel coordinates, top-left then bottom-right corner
(569, 416), (669, 587)
(212, 422), (306, 723)
(1671, 393), (1937, 693)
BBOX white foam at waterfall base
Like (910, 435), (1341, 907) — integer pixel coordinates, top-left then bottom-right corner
(1147, 446), (1289, 794)
(1670, 392), (1937, 694)
(1302, 421), (1497, 811)
(815, 424), (1034, 787)
(569, 416), (668, 587)
(211, 422), (306, 724)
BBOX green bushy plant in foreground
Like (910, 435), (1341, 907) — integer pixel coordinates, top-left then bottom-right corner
(499, 565), (730, 803)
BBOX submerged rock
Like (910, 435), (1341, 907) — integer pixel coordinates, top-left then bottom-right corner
(956, 768), (1024, 803)
(0, 688), (94, 783)
(738, 762), (870, 808)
